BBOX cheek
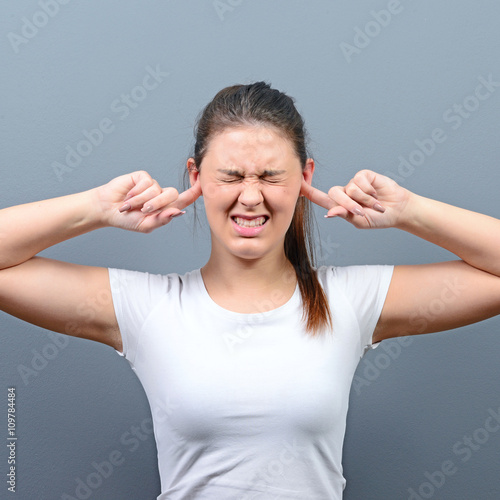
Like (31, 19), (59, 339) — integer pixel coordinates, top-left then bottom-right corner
(201, 180), (239, 202)
(261, 185), (299, 212)
(201, 182), (238, 221)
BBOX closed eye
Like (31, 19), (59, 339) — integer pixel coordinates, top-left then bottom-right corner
(219, 177), (283, 184)
(219, 177), (242, 183)
(260, 169), (286, 183)
(216, 169), (286, 183)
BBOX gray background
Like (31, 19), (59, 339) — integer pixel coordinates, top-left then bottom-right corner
(1, 1), (499, 498)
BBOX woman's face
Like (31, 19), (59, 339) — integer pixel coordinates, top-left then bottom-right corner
(188, 125), (314, 262)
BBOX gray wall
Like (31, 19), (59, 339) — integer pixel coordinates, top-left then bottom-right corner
(1, 1), (499, 498)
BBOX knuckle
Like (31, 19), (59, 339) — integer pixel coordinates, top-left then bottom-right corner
(345, 184), (357, 196)
(136, 170), (151, 180)
(163, 187), (179, 199)
(328, 186), (340, 197)
(150, 183), (162, 197)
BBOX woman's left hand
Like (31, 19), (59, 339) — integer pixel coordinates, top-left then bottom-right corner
(301, 169), (412, 229)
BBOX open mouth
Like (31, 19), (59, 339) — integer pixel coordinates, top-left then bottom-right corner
(231, 216), (269, 228)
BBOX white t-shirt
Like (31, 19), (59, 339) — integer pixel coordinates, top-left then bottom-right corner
(109, 264), (394, 500)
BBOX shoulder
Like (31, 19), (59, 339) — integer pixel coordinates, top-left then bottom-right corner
(107, 267), (201, 298)
(316, 265), (395, 341)
(315, 264), (394, 291)
(314, 264), (394, 313)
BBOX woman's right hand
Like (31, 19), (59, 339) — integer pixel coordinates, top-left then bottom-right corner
(94, 170), (202, 233)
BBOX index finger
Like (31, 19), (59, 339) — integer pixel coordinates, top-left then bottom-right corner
(172, 179), (202, 210)
(301, 180), (336, 211)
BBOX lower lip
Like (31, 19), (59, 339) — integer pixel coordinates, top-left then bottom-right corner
(231, 217), (268, 237)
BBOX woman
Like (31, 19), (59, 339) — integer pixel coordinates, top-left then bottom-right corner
(1, 82), (499, 499)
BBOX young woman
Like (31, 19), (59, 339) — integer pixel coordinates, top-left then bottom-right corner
(1, 82), (499, 499)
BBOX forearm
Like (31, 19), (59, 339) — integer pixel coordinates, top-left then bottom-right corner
(0, 188), (106, 270)
(397, 193), (500, 276)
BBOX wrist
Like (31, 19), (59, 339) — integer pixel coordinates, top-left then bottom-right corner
(80, 188), (110, 230)
(393, 191), (428, 232)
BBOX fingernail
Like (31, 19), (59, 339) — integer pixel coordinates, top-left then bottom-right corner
(119, 203), (131, 213)
(373, 202), (386, 213)
(324, 214), (335, 219)
(353, 208), (365, 217)
(142, 204), (154, 213)
(170, 211), (186, 218)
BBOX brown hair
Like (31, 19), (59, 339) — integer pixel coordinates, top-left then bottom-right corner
(187, 82), (332, 336)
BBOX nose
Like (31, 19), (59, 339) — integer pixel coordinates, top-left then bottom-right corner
(238, 180), (263, 207)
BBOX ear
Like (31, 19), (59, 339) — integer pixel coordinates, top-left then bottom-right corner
(300, 158), (315, 196)
(187, 158), (200, 187)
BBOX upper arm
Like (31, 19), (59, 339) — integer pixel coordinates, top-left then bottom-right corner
(0, 257), (121, 351)
(373, 260), (500, 343)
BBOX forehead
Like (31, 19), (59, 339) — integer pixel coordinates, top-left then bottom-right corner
(203, 126), (299, 172)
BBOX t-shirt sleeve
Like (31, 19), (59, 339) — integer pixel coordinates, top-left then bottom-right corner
(324, 265), (394, 355)
(108, 267), (171, 364)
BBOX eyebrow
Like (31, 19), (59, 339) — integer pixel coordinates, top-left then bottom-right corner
(217, 169), (286, 176)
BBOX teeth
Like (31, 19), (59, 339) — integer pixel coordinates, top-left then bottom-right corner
(234, 216), (266, 228)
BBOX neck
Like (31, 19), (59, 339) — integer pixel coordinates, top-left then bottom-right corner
(201, 247), (296, 298)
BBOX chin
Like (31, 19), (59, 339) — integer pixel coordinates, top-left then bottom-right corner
(227, 243), (270, 261)
(225, 236), (287, 263)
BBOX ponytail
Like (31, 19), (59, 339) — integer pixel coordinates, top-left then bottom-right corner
(285, 196), (332, 336)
